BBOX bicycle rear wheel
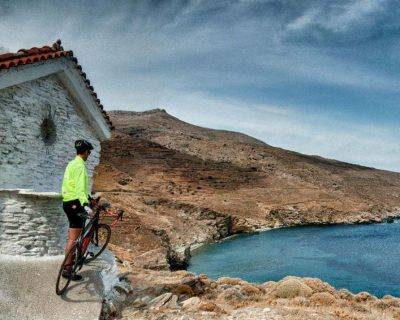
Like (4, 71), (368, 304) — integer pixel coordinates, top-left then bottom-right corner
(84, 223), (111, 264)
(55, 243), (79, 295)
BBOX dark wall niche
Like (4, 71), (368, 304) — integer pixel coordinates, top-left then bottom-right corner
(40, 116), (57, 145)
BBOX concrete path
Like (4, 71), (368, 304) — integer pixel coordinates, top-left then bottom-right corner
(0, 252), (117, 320)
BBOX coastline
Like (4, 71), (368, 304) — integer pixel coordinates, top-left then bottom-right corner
(187, 217), (400, 297)
(180, 207), (400, 266)
(115, 211), (400, 319)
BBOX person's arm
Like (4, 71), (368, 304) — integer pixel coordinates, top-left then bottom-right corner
(75, 166), (89, 207)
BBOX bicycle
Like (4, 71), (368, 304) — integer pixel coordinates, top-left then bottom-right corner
(55, 196), (124, 295)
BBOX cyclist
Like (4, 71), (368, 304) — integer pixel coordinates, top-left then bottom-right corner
(61, 139), (94, 280)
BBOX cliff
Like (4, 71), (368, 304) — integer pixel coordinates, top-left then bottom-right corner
(93, 109), (400, 319)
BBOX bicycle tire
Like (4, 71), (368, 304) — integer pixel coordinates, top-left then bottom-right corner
(55, 243), (79, 295)
(84, 223), (111, 264)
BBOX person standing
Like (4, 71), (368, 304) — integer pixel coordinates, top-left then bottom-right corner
(60, 139), (94, 280)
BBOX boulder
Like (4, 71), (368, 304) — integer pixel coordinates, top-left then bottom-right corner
(309, 292), (336, 306)
(217, 277), (245, 286)
(163, 294), (179, 309)
(303, 277), (335, 294)
(132, 248), (169, 270)
(273, 277), (313, 299)
(199, 301), (220, 312)
(148, 292), (173, 309)
(218, 287), (245, 301)
(337, 289), (354, 301)
(181, 297), (201, 310)
(355, 291), (377, 302)
(172, 284), (194, 296)
(241, 283), (262, 296)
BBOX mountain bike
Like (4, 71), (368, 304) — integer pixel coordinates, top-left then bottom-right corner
(55, 196), (124, 295)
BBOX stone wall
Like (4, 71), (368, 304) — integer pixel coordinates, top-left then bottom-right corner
(0, 72), (106, 256)
(0, 73), (101, 192)
(0, 190), (68, 256)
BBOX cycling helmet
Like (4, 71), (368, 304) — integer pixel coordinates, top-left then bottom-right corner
(75, 139), (94, 153)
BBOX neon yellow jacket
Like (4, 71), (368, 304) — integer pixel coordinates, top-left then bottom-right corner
(61, 155), (89, 206)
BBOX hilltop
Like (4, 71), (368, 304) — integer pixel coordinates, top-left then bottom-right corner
(93, 109), (400, 319)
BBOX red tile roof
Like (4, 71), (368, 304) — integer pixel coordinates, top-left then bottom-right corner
(0, 39), (114, 130)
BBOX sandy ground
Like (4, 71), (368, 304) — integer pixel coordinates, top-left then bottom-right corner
(0, 253), (116, 320)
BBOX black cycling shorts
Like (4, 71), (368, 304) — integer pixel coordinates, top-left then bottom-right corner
(63, 199), (86, 229)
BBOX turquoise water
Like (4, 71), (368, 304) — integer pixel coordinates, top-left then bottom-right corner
(187, 222), (400, 297)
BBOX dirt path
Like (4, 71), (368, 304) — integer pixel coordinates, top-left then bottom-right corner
(0, 252), (117, 320)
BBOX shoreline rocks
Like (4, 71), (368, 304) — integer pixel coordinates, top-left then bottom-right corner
(117, 267), (400, 320)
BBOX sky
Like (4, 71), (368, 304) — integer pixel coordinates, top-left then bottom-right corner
(1, 0), (399, 172)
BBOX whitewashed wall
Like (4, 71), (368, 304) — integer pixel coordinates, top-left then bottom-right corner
(0, 74), (101, 193)
(0, 73), (104, 256)
(0, 190), (68, 256)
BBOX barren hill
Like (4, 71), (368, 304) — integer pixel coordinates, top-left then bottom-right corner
(93, 108), (400, 269)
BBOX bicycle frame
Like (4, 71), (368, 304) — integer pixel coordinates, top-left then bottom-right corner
(73, 211), (99, 268)
(73, 200), (123, 267)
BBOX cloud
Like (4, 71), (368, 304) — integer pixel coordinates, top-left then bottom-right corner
(287, 0), (388, 33)
(0, 0), (399, 171)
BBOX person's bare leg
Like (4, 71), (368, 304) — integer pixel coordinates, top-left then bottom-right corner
(64, 228), (82, 267)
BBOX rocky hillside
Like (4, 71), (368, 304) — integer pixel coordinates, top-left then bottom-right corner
(93, 108), (400, 270)
(94, 109), (400, 319)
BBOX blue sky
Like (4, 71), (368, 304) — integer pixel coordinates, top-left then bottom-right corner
(1, 0), (399, 171)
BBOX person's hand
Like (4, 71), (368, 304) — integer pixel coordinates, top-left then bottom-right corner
(84, 206), (94, 218)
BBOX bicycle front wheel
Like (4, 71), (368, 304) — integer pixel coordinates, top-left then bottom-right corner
(84, 223), (111, 264)
(55, 243), (79, 295)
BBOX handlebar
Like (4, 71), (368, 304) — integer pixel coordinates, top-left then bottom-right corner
(77, 199), (124, 224)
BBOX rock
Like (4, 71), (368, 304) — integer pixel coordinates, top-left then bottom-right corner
(181, 276), (197, 287)
(309, 292), (336, 306)
(117, 272), (130, 281)
(131, 298), (147, 309)
(199, 301), (220, 312)
(386, 217), (395, 223)
(114, 283), (131, 295)
(217, 277), (245, 286)
(172, 284), (194, 296)
(373, 296), (400, 309)
(132, 248), (169, 270)
(273, 277), (313, 299)
(241, 283), (262, 296)
(303, 277), (335, 294)
(167, 247), (189, 270)
(231, 217), (254, 233)
(181, 297), (201, 310)
(108, 301), (117, 315)
(118, 176), (132, 186)
(122, 260), (132, 270)
(292, 296), (309, 306)
(338, 289), (354, 300)
(218, 287), (245, 301)
(148, 292), (173, 309)
(355, 291), (376, 302)
(259, 281), (277, 294)
(141, 296), (153, 304)
(180, 276), (205, 295)
(164, 294), (179, 309)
